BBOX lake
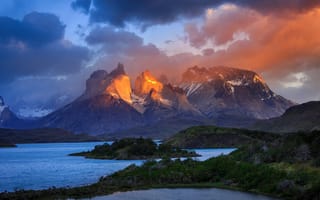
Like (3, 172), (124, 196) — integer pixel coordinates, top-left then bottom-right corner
(86, 188), (278, 200)
(0, 142), (235, 192)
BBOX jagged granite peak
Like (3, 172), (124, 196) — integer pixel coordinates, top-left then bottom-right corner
(143, 83), (203, 123)
(39, 64), (143, 134)
(134, 71), (198, 113)
(161, 84), (202, 115)
(0, 96), (21, 127)
(81, 69), (109, 100)
(134, 70), (163, 96)
(89, 70), (109, 79)
(105, 73), (132, 104)
(79, 63), (132, 103)
(109, 63), (126, 77)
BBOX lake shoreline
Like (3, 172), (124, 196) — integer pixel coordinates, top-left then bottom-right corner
(0, 179), (280, 200)
(86, 186), (280, 200)
(0, 142), (235, 193)
(4, 138), (317, 200)
(0, 155), (286, 200)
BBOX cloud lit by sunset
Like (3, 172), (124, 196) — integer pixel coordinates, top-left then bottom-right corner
(0, 0), (319, 115)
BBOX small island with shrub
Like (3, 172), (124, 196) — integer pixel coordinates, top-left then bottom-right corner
(70, 138), (199, 160)
(0, 139), (16, 148)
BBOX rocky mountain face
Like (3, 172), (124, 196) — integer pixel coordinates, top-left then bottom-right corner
(134, 71), (202, 123)
(252, 101), (320, 133)
(39, 64), (203, 135)
(39, 64), (144, 134)
(1, 64), (295, 137)
(0, 96), (21, 128)
(179, 66), (294, 126)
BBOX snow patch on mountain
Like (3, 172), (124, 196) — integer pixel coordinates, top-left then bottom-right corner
(0, 105), (6, 115)
(159, 97), (172, 106)
(131, 93), (146, 113)
(180, 83), (202, 96)
(0, 97), (7, 115)
(18, 107), (53, 118)
(227, 80), (243, 86)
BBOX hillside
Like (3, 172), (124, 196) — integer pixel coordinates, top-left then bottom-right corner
(165, 125), (278, 148)
(252, 101), (320, 133)
(0, 128), (100, 144)
(232, 130), (320, 165)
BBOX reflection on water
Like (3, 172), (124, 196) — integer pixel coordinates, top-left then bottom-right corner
(86, 188), (278, 200)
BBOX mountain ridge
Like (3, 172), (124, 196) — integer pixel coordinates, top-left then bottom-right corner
(252, 101), (320, 133)
(0, 64), (295, 137)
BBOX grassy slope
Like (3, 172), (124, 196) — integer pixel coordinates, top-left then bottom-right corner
(165, 125), (278, 148)
(252, 101), (320, 133)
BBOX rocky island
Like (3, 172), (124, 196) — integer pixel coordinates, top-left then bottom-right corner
(70, 138), (198, 160)
(0, 139), (16, 148)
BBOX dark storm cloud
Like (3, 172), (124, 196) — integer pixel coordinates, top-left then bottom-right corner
(71, 0), (91, 14)
(86, 26), (143, 47)
(0, 12), (65, 47)
(73, 0), (217, 29)
(72, 0), (320, 29)
(0, 12), (90, 83)
(86, 26), (160, 56)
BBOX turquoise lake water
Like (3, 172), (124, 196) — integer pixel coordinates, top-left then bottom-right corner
(0, 142), (235, 192)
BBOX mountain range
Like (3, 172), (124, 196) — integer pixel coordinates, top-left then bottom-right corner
(0, 64), (296, 137)
(0, 96), (21, 128)
(252, 101), (320, 133)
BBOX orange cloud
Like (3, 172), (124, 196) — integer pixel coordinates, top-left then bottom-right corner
(91, 4), (320, 103)
(184, 5), (320, 76)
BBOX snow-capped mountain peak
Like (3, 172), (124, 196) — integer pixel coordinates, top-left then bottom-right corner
(179, 66), (294, 120)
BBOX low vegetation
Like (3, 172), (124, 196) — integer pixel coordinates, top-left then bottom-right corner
(70, 138), (198, 160)
(0, 140), (16, 148)
(165, 125), (278, 148)
(232, 130), (320, 166)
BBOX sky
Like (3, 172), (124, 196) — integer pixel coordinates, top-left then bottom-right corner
(0, 0), (319, 117)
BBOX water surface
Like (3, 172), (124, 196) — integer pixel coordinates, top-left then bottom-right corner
(86, 188), (277, 200)
(0, 142), (235, 192)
